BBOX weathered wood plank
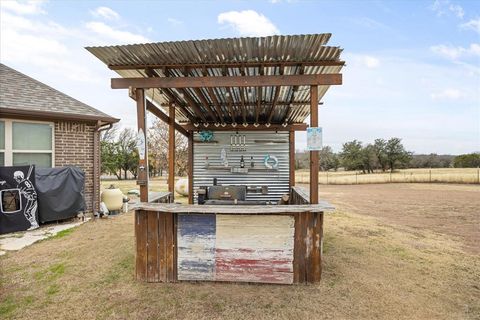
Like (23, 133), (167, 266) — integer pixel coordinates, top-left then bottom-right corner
(293, 212), (306, 283)
(134, 203), (333, 214)
(111, 74), (342, 89)
(173, 213), (178, 281)
(146, 211), (159, 282)
(305, 212), (315, 283)
(318, 213), (324, 281)
(177, 214), (216, 281)
(135, 210), (147, 281)
(158, 212), (167, 281)
(165, 212), (175, 282)
(215, 215), (294, 284)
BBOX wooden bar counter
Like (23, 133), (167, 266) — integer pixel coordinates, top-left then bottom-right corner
(134, 203), (333, 284)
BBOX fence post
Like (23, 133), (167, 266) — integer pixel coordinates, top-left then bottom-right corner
(390, 171), (392, 183)
(477, 167), (479, 184)
(356, 172), (358, 184)
(326, 171), (329, 185)
(429, 168), (432, 183)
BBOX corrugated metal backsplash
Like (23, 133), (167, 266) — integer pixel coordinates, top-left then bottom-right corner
(193, 131), (290, 203)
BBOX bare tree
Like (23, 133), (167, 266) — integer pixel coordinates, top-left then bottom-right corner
(148, 119), (188, 177)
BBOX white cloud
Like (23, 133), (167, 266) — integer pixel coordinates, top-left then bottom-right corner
(0, 0), (46, 15)
(217, 10), (279, 36)
(363, 56), (380, 68)
(449, 3), (464, 19)
(353, 17), (389, 30)
(85, 21), (150, 44)
(430, 88), (462, 100)
(90, 6), (120, 21)
(460, 18), (480, 34)
(0, 1), (153, 130)
(430, 43), (480, 60)
(430, 0), (464, 19)
(167, 18), (183, 26)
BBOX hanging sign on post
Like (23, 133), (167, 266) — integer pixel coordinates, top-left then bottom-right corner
(136, 128), (146, 160)
(306, 127), (323, 151)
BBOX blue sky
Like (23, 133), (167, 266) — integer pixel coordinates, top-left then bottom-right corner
(1, 0), (479, 154)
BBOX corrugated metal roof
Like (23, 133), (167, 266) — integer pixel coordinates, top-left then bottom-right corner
(86, 34), (344, 124)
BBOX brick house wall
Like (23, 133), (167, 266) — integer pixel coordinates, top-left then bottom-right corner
(54, 121), (99, 213)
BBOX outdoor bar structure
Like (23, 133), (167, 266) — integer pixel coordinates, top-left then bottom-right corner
(87, 34), (344, 284)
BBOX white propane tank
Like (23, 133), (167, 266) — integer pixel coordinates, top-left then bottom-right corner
(175, 178), (189, 197)
(101, 184), (124, 211)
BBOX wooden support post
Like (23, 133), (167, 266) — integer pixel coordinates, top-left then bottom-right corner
(309, 85), (319, 204)
(289, 131), (295, 189)
(136, 88), (149, 202)
(188, 133), (194, 204)
(168, 104), (175, 202)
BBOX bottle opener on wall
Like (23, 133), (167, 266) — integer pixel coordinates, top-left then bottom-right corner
(230, 134), (246, 152)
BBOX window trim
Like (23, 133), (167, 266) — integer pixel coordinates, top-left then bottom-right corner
(0, 118), (55, 167)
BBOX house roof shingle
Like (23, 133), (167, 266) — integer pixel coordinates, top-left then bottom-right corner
(0, 63), (118, 123)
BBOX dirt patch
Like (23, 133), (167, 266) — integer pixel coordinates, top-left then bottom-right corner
(317, 183), (480, 254)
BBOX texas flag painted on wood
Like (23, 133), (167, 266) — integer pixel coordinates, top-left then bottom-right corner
(177, 214), (295, 284)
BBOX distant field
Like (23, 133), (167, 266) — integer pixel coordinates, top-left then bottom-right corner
(296, 168), (480, 185)
(102, 169), (480, 196)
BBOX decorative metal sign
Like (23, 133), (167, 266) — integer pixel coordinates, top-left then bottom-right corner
(136, 128), (146, 159)
(306, 127), (323, 151)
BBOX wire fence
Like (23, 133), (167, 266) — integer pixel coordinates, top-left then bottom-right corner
(295, 168), (480, 185)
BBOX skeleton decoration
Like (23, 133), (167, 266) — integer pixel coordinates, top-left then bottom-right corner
(0, 165), (40, 234)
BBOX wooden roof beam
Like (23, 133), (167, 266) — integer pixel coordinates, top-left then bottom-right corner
(240, 87), (247, 124)
(193, 88), (219, 122)
(112, 73), (342, 89)
(158, 100), (318, 108)
(109, 60), (346, 71)
(182, 122), (308, 132)
(206, 87), (225, 123)
(144, 68), (196, 122)
(146, 100), (188, 137)
(225, 87), (236, 123)
(255, 86), (262, 124)
(163, 67), (208, 123)
(267, 86), (281, 124)
(183, 68), (219, 122)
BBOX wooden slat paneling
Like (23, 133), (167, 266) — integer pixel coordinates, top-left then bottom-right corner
(146, 211), (159, 282)
(215, 215), (294, 284)
(158, 212), (167, 281)
(177, 214), (216, 281)
(293, 212), (324, 283)
(135, 210), (147, 281)
(136, 211), (176, 282)
(165, 211), (176, 281)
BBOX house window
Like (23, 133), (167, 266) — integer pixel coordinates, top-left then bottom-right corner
(0, 119), (54, 168)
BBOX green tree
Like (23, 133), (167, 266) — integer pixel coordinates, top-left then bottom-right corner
(100, 125), (122, 179)
(453, 153), (480, 168)
(100, 140), (122, 179)
(385, 138), (412, 172)
(340, 140), (364, 171)
(117, 128), (139, 179)
(361, 144), (377, 173)
(319, 146), (339, 171)
(373, 138), (388, 171)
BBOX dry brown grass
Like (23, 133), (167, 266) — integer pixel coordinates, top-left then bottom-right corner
(297, 168), (480, 184)
(1, 184), (479, 319)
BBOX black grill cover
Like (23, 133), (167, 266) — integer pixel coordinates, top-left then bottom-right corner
(35, 166), (86, 223)
(0, 165), (39, 234)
